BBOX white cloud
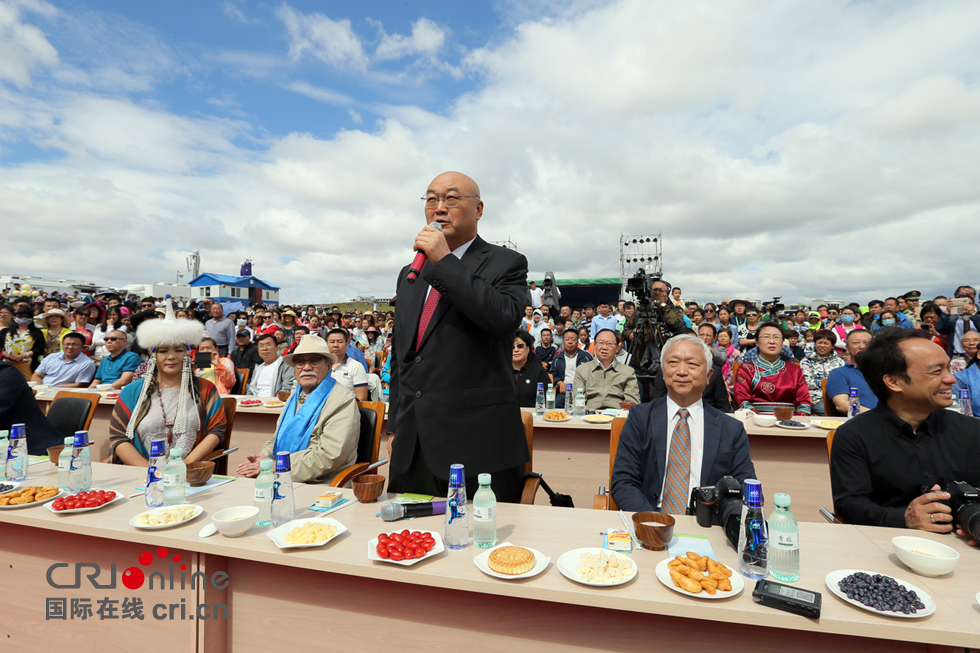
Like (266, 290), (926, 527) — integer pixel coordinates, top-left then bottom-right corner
(285, 81), (354, 106)
(277, 3), (368, 71)
(374, 17), (446, 61)
(0, 0), (58, 88)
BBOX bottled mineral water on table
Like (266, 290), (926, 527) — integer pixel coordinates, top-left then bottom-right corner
(738, 479), (768, 580)
(472, 473), (497, 549)
(574, 387), (587, 417)
(68, 431), (92, 493)
(767, 493), (800, 582)
(445, 463), (469, 550)
(565, 383), (574, 413)
(545, 384), (556, 411)
(271, 452), (294, 528)
(162, 448), (187, 506)
(959, 388), (972, 416)
(58, 436), (74, 492)
(5, 424), (28, 482)
(535, 383), (545, 416)
(254, 458), (274, 527)
(145, 437), (168, 507)
(848, 387), (861, 417)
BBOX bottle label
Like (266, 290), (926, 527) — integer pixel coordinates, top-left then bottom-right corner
(59, 455), (70, 472)
(772, 531), (799, 550)
(163, 472), (185, 487)
(473, 505), (496, 522)
(146, 465), (158, 486)
(255, 486), (273, 502)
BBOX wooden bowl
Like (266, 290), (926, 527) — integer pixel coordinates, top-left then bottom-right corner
(352, 474), (385, 503)
(186, 461), (215, 487)
(47, 445), (65, 464)
(632, 511), (675, 551)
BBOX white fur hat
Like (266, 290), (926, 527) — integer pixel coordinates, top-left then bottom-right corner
(136, 297), (203, 350)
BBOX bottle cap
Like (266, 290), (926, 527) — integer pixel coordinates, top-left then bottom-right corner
(275, 451), (291, 473)
(72, 431), (88, 447)
(149, 439), (167, 457)
(849, 387), (859, 396)
(260, 459), (273, 471)
(449, 463), (465, 488)
(10, 424), (25, 438)
(743, 479), (764, 507)
(64, 436), (74, 446)
(773, 492), (791, 508)
(537, 382), (544, 390)
(170, 447), (183, 458)
(478, 473), (491, 485)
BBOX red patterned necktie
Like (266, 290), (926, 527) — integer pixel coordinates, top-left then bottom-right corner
(662, 408), (691, 514)
(416, 288), (441, 350)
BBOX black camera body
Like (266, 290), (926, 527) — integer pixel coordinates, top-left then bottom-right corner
(943, 480), (980, 542)
(689, 476), (743, 547)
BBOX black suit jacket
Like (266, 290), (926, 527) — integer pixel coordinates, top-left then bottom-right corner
(650, 363), (731, 413)
(610, 397), (756, 512)
(0, 362), (64, 455)
(388, 236), (530, 480)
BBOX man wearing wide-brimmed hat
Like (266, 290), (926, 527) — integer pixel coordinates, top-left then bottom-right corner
(237, 334), (360, 484)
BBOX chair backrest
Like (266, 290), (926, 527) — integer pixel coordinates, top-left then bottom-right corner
(606, 417), (627, 511)
(216, 397), (238, 476)
(46, 392), (100, 439)
(521, 411), (534, 475)
(826, 429), (835, 465)
(732, 361), (741, 380)
(234, 368), (250, 395)
(355, 401), (385, 464)
(822, 378), (836, 417)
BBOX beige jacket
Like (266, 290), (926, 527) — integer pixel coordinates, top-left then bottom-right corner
(260, 385), (360, 484)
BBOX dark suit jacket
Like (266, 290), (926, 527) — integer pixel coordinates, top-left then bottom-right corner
(0, 362), (64, 455)
(388, 235), (530, 480)
(936, 312), (980, 356)
(610, 397), (756, 512)
(650, 363), (731, 413)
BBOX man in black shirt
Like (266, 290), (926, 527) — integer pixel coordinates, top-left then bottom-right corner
(830, 327), (980, 545)
(534, 328), (557, 370)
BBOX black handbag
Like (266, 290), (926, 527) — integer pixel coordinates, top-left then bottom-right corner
(519, 472), (574, 507)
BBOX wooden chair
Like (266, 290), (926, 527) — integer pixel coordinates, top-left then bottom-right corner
(329, 401), (385, 488)
(822, 378), (840, 417)
(732, 361), (741, 380)
(234, 368), (250, 395)
(819, 430), (845, 523)
(592, 417), (626, 510)
(204, 397), (239, 476)
(519, 411), (541, 504)
(46, 391), (100, 439)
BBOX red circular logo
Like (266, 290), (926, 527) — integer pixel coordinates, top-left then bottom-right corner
(122, 567), (144, 590)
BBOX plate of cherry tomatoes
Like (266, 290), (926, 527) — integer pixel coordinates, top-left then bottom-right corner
(368, 529), (444, 566)
(46, 489), (124, 513)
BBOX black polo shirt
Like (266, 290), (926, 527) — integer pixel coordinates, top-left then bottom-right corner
(830, 403), (980, 528)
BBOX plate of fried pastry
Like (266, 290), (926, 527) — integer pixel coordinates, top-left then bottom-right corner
(655, 552), (744, 599)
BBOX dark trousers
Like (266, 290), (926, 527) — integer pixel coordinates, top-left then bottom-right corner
(389, 437), (525, 503)
(217, 344), (229, 356)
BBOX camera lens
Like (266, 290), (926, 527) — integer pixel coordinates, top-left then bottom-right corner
(956, 503), (980, 543)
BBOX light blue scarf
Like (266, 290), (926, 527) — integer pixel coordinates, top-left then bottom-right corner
(273, 374), (336, 454)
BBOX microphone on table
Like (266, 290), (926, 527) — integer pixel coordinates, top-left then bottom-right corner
(406, 222), (443, 284)
(380, 500), (447, 522)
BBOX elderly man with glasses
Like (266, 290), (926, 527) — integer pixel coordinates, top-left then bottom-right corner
(237, 334), (360, 484)
(573, 328), (640, 410)
(88, 330), (141, 389)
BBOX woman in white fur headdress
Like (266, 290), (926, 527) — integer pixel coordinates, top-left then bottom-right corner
(107, 297), (227, 465)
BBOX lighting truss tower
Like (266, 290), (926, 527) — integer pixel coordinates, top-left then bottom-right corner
(490, 239), (517, 251)
(619, 233), (662, 296)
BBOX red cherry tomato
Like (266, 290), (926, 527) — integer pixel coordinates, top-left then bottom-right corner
(400, 529), (410, 537)
(392, 533), (404, 544)
(84, 499), (100, 508)
(423, 540), (434, 552)
(389, 550), (404, 562)
(402, 548), (414, 560)
(410, 531), (422, 539)
(415, 546), (426, 558)
(378, 534), (390, 544)
(376, 544), (389, 558)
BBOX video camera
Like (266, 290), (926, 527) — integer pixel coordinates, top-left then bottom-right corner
(761, 296), (784, 321)
(624, 268), (672, 378)
(690, 476), (743, 547)
(924, 481), (980, 542)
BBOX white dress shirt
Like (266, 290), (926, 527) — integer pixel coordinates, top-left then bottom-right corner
(657, 397), (705, 510)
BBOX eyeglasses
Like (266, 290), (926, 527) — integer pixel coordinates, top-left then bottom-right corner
(746, 312), (758, 317)
(758, 335), (783, 342)
(292, 356), (325, 367)
(595, 341), (618, 348)
(513, 343), (526, 350)
(422, 193), (479, 208)
(104, 337), (124, 342)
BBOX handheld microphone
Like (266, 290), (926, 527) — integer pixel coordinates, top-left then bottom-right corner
(406, 222), (443, 284)
(380, 500), (447, 522)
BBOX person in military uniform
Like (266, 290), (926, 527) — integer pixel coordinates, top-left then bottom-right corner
(902, 290), (922, 328)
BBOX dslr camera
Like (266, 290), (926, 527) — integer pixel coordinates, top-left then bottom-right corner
(689, 476), (743, 547)
(940, 481), (980, 542)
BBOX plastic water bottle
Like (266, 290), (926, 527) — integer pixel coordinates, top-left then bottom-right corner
(574, 387), (587, 417)
(0, 432), (8, 480)
(271, 452), (294, 528)
(444, 463), (468, 550)
(545, 384), (556, 411)
(145, 438), (168, 507)
(472, 473), (497, 549)
(254, 458), (274, 527)
(535, 383), (545, 416)
(737, 479), (768, 580)
(848, 387), (861, 417)
(68, 431), (92, 493)
(959, 388), (972, 416)
(4, 424), (27, 482)
(57, 436), (74, 491)
(565, 383), (574, 413)
(162, 448), (187, 506)
(767, 493), (800, 582)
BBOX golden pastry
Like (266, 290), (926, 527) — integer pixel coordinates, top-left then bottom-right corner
(488, 546), (536, 575)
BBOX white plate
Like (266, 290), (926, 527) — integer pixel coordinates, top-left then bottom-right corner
(473, 543), (551, 580)
(0, 488), (63, 509)
(45, 490), (124, 514)
(825, 569), (936, 618)
(809, 419), (844, 430)
(238, 399), (264, 407)
(776, 420), (809, 430)
(582, 414), (614, 423)
(0, 481), (21, 493)
(542, 416), (571, 423)
(368, 530), (445, 566)
(267, 517), (347, 549)
(129, 504), (204, 529)
(654, 558), (744, 599)
(556, 547), (638, 587)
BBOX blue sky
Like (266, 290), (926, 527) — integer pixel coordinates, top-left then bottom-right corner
(2, 1), (980, 304)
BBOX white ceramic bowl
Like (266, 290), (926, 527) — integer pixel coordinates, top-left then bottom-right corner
(212, 506), (260, 537)
(96, 383), (115, 391)
(752, 414), (777, 427)
(892, 536), (960, 577)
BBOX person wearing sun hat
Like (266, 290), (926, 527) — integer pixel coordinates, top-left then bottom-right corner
(39, 308), (73, 357)
(237, 334), (360, 484)
(107, 297), (227, 466)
